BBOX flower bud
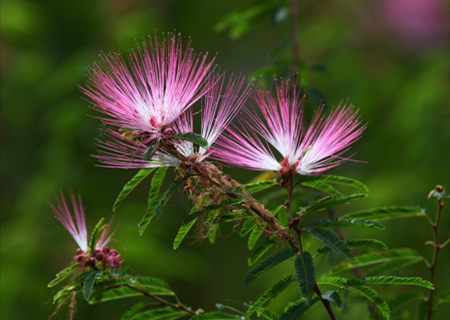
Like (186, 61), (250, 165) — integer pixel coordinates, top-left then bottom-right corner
(95, 252), (104, 261)
(76, 248), (84, 255)
(102, 246), (110, 254)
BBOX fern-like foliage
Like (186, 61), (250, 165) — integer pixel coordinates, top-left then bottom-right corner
(317, 276), (389, 320)
(340, 205), (425, 221)
(317, 239), (387, 254)
(246, 275), (294, 318)
(279, 298), (320, 320)
(294, 252), (316, 300)
(298, 193), (368, 216)
(296, 174), (369, 191)
(309, 218), (384, 230)
(306, 227), (354, 260)
(330, 248), (423, 275)
(345, 276), (433, 289)
(243, 247), (297, 287)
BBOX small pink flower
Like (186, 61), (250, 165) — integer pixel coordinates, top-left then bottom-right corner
(213, 79), (366, 175)
(81, 32), (216, 157)
(50, 189), (121, 267)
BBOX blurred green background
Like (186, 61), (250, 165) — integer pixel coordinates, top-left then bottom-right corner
(1, 0), (449, 319)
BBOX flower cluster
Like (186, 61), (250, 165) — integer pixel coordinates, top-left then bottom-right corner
(50, 189), (122, 269)
(81, 32), (365, 175)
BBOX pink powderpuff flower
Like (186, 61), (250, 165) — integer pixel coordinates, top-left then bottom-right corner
(95, 72), (251, 169)
(81, 32), (216, 147)
(50, 189), (122, 267)
(213, 79), (366, 175)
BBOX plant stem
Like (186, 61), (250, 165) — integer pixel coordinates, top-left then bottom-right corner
(122, 284), (198, 315)
(426, 199), (445, 320)
(286, 173), (303, 252)
(314, 283), (337, 320)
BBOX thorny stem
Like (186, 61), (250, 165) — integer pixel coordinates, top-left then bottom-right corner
(426, 197), (446, 320)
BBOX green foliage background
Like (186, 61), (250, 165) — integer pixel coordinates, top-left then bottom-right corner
(1, 0), (448, 319)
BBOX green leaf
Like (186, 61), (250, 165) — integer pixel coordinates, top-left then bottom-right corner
(366, 259), (424, 277)
(83, 271), (102, 301)
(173, 218), (196, 250)
(306, 227), (354, 260)
(340, 205), (425, 221)
(191, 312), (240, 320)
(297, 175), (369, 192)
(322, 291), (342, 308)
(89, 218), (106, 254)
(435, 290), (450, 309)
(317, 276), (390, 320)
(309, 218), (384, 230)
(260, 309), (280, 320)
(138, 167), (167, 235)
(248, 226), (264, 250)
(436, 290), (450, 303)
(48, 264), (79, 287)
(246, 275), (294, 318)
(244, 180), (277, 193)
(387, 290), (423, 311)
(182, 198), (243, 225)
(208, 223), (220, 244)
(173, 132), (208, 147)
(137, 276), (173, 294)
(317, 239), (387, 254)
(345, 276), (433, 289)
(89, 277), (173, 304)
(131, 306), (188, 320)
(53, 285), (81, 304)
(243, 247), (297, 287)
(301, 181), (343, 197)
(240, 219), (256, 237)
(330, 248), (423, 275)
(155, 175), (190, 219)
(248, 238), (276, 266)
(90, 287), (143, 303)
(299, 193), (368, 216)
(113, 168), (156, 212)
(120, 302), (147, 320)
(216, 299), (248, 316)
(294, 252), (316, 300)
(279, 297), (320, 320)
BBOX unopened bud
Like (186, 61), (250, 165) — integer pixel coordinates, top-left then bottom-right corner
(76, 248), (83, 255)
(102, 246), (110, 254)
(95, 252), (104, 261)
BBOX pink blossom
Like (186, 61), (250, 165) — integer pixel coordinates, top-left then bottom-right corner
(81, 32), (216, 148)
(94, 72), (251, 169)
(50, 189), (121, 267)
(213, 79), (366, 175)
